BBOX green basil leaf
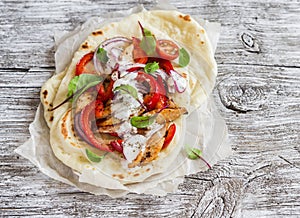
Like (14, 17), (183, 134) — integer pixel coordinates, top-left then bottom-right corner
(130, 115), (156, 128)
(138, 23), (156, 56)
(185, 144), (202, 160)
(179, 48), (190, 67)
(97, 47), (108, 64)
(67, 76), (79, 97)
(144, 62), (159, 74)
(140, 35), (156, 56)
(76, 74), (102, 93)
(68, 74), (103, 102)
(144, 28), (152, 37)
(86, 149), (106, 163)
(114, 84), (138, 99)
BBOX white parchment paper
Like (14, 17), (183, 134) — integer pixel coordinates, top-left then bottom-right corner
(15, 3), (232, 197)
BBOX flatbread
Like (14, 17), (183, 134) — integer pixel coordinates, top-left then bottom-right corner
(40, 10), (217, 189)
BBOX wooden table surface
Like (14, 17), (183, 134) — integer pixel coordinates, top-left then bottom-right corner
(1, 0), (299, 217)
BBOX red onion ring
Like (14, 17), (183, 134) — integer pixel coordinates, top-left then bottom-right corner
(93, 37), (132, 75)
(110, 140), (123, 153)
(74, 113), (91, 144)
(169, 70), (187, 93)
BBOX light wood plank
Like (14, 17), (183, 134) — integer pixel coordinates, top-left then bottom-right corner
(0, 0), (299, 217)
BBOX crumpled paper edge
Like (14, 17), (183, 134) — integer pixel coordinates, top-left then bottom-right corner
(15, 2), (232, 197)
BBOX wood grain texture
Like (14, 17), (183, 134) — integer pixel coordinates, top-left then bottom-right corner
(0, 0), (299, 217)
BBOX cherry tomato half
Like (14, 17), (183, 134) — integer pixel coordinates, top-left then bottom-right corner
(156, 39), (179, 60)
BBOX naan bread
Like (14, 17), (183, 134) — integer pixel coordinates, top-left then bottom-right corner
(40, 10), (217, 189)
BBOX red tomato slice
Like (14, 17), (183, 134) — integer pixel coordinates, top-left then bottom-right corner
(162, 123), (176, 150)
(96, 79), (114, 103)
(156, 40), (179, 60)
(75, 52), (95, 76)
(94, 100), (104, 119)
(143, 93), (160, 111)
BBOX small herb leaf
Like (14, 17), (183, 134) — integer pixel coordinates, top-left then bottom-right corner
(144, 62), (159, 74)
(138, 23), (156, 56)
(179, 48), (190, 67)
(68, 74), (103, 102)
(67, 76), (80, 97)
(185, 144), (202, 160)
(144, 28), (153, 37)
(114, 84), (138, 99)
(97, 47), (109, 64)
(50, 74), (103, 111)
(140, 36), (156, 56)
(86, 149), (106, 163)
(188, 148), (202, 160)
(130, 115), (156, 128)
(185, 144), (212, 169)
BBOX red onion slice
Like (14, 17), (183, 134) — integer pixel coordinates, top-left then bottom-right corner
(93, 37), (132, 75)
(101, 37), (132, 48)
(111, 140), (123, 153)
(167, 77), (176, 93)
(74, 113), (91, 144)
(136, 83), (149, 94)
(169, 70), (187, 93)
(120, 63), (146, 72)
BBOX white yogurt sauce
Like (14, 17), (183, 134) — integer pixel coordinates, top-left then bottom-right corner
(106, 41), (186, 163)
(111, 71), (148, 162)
(122, 134), (147, 162)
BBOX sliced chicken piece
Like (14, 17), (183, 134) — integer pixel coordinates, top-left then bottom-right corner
(141, 138), (165, 164)
(101, 104), (112, 119)
(96, 116), (122, 127)
(159, 107), (187, 122)
(144, 107), (187, 124)
(128, 121), (167, 168)
(128, 152), (143, 168)
(128, 138), (165, 168)
(97, 122), (123, 134)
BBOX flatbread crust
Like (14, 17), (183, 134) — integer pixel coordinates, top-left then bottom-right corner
(40, 10), (217, 188)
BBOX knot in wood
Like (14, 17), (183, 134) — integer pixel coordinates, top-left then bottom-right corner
(193, 179), (243, 217)
(240, 32), (260, 53)
(218, 79), (267, 113)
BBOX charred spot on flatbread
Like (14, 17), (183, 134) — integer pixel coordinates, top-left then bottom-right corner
(61, 110), (70, 139)
(42, 90), (48, 98)
(81, 42), (89, 49)
(179, 14), (191, 22)
(92, 30), (103, 36)
(112, 174), (124, 179)
(61, 122), (67, 139)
